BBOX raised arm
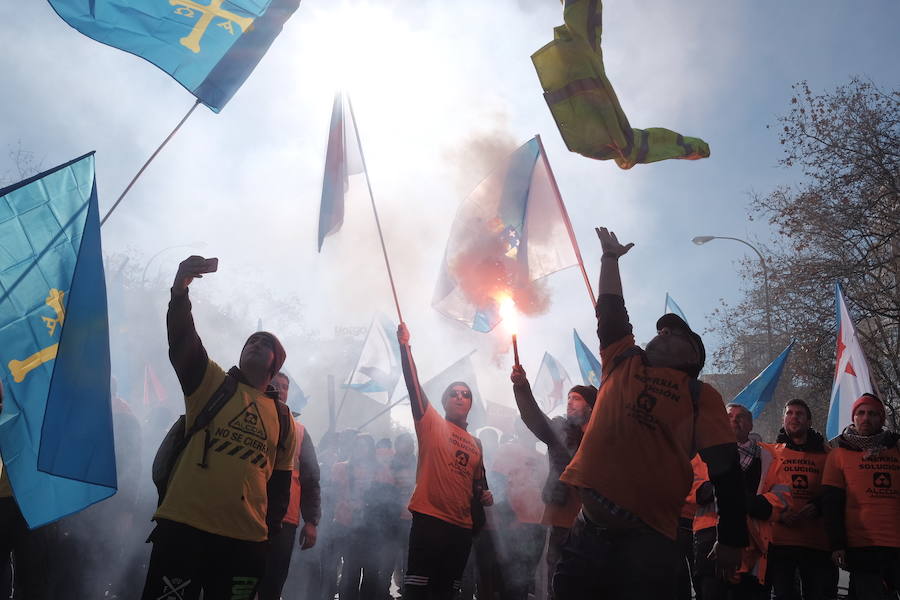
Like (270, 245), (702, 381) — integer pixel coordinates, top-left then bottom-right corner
(595, 227), (634, 349)
(168, 256), (213, 396)
(510, 365), (555, 445)
(397, 323), (429, 421)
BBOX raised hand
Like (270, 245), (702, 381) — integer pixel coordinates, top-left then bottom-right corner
(173, 255), (212, 293)
(595, 227), (634, 258)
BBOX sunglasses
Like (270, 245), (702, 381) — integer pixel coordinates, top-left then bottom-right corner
(448, 389), (472, 399)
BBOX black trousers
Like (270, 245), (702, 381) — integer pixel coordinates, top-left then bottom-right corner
(402, 512), (473, 600)
(847, 546), (900, 600)
(553, 511), (679, 600)
(767, 544), (833, 600)
(500, 523), (547, 600)
(545, 526), (569, 600)
(0, 497), (57, 600)
(140, 519), (268, 600)
(258, 522), (298, 600)
(677, 517), (700, 600)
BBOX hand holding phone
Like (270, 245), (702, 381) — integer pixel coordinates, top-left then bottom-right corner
(173, 255), (218, 293)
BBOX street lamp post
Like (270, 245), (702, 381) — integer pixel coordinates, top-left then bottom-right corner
(693, 235), (773, 358)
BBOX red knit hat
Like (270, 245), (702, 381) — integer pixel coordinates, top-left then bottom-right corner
(851, 393), (885, 419)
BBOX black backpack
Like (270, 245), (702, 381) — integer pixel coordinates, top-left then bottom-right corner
(152, 368), (240, 504)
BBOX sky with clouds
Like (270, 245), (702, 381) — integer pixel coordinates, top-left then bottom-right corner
(1, 0), (897, 429)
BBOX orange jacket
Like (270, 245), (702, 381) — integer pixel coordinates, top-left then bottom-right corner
(738, 442), (792, 583)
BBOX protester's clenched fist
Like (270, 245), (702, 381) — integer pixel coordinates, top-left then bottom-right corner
(397, 322), (410, 346)
(480, 489), (493, 506)
(173, 255), (210, 293)
(510, 364), (528, 385)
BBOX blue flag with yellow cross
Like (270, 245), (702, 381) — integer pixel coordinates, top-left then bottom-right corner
(47, 0), (301, 112)
(0, 152), (116, 528)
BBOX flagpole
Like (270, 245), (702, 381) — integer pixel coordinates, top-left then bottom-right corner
(535, 134), (596, 307)
(356, 349), (478, 431)
(100, 99), (202, 227)
(345, 96), (405, 323)
(334, 317), (373, 424)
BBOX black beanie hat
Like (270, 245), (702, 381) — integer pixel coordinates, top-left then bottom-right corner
(569, 385), (598, 408)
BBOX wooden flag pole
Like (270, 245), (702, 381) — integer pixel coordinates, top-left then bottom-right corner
(534, 134), (597, 308)
(345, 95), (404, 323)
(100, 99), (202, 227)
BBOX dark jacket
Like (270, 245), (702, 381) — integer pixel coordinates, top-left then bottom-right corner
(512, 381), (583, 506)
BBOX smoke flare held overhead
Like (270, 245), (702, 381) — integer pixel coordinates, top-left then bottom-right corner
(433, 137), (578, 332)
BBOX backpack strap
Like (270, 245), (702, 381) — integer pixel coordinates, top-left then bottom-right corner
(190, 366), (240, 468)
(603, 345), (647, 381)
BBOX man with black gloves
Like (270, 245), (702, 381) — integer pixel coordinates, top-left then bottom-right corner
(140, 256), (298, 600)
(767, 399), (833, 600)
(552, 227), (748, 600)
(510, 365), (596, 599)
(822, 393), (900, 598)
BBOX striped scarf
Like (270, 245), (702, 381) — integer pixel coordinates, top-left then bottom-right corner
(839, 426), (893, 458)
(737, 438), (760, 471)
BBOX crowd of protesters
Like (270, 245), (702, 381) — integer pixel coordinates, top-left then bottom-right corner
(2, 228), (899, 599)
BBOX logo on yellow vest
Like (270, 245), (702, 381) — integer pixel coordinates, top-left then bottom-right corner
(170, 0), (255, 54)
(228, 402), (268, 441)
(8, 289), (65, 383)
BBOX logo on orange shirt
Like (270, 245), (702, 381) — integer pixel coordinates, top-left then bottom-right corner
(792, 474), (809, 489)
(874, 472), (892, 488)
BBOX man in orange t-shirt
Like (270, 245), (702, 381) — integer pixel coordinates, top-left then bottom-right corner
(397, 323), (493, 600)
(553, 227), (748, 600)
(767, 399), (833, 600)
(822, 393), (900, 598)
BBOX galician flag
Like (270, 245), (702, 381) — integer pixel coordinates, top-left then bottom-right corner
(318, 92), (366, 252)
(665, 292), (689, 325)
(826, 284), (879, 440)
(343, 313), (402, 406)
(532, 352), (574, 417)
(399, 351), (486, 429)
(433, 137), (578, 332)
(732, 341), (794, 419)
(47, 0), (301, 112)
(0, 153), (116, 528)
(573, 329), (601, 388)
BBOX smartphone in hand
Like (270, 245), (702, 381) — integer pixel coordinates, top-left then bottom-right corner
(198, 257), (219, 274)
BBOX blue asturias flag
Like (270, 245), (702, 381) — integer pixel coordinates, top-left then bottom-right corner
(664, 292), (689, 325)
(732, 341), (794, 419)
(573, 329), (601, 388)
(0, 153), (116, 528)
(47, 0), (301, 112)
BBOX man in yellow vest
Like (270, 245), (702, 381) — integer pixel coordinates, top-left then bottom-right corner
(141, 256), (298, 600)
